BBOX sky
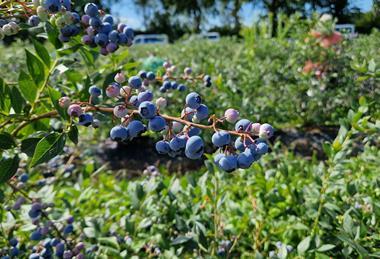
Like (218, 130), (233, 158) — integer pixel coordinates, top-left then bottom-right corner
(110, 0), (374, 30)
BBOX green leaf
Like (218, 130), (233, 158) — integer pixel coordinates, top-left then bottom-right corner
(317, 244), (335, 252)
(9, 86), (26, 114)
(297, 236), (311, 254)
(33, 39), (51, 67)
(171, 236), (192, 245)
(18, 70), (38, 103)
(45, 22), (63, 49)
(25, 49), (46, 87)
(21, 137), (42, 157)
(343, 212), (354, 236)
(79, 47), (96, 67)
(0, 133), (16, 150)
(98, 237), (120, 250)
(67, 125), (78, 145)
(0, 78), (11, 113)
(48, 87), (68, 120)
(0, 155), (20, 184)
(30, 132), (66, 167)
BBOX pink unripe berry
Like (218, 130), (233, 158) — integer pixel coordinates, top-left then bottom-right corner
(113, 105), (128, 118)
(156, 97), (167, 109)
(163, 61), (171, 69)
(67, 104), (83, 117)
(168, 65), (176, 73)
(184, 67), (192, 75)
(120, 86), (131, 97)
(224, 108), (239, 123)
(172, 121), (183, 133)
(58, 96), (71, 108)
(250, 123), (261, 135)
(114, 72), (125, 84)
(259, 123), (274, 139)
(143, 79), (150, 87)
(106, 84), (120, 98)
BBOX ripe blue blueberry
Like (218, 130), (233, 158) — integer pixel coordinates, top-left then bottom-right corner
(186, 92), (202, 109)
(148, 116), (166, 132)
(78, 113), (93, 127)
(234, 137), (254, 152)
(19, 173), (29, 183)
(185, 136), (204, 159)
(237, 150), (254, 169)
(88, 85), (101, 96)
(28, 15), (40, 27)
(63, 224), (74, 235)
(128, 76), (142, 89)
(106, 42), (118, 53)
(50, 238), (60, 246)
(211, 131), (231, 147)
(129, 95), (140, 107)
(188, 127), (201, 136)
(194, 104), (209, 121)
(110, 125), (129, 141)
(94, 33), (108, 46)
(169, 136), (187, 151)
(137, 90), (153, 103)
(259, 123), (274, 138)
(138, 70), (147, 79)
(99, 22), (112, 34)
(219, 155), (238, 172)
(171, 81), (178, 89)
(234, 119), (251, 131)
(178, 84), (186, 91)
(44, 0), (60, 13)
(30, 229), (43, 241)
(214, 153), (224, 164)
(138, 101), (156, 119)
(108, 30), (119, 43)
(127, 120), (146, 139)
(159, 86), (166, 93)
(155, 140), (170, 154)
(9, 237), (18, 247)
(255, 142), (268, 154)
(84, 3), (99, 17)
(89, 16), (102, 29)
(29, 253), (40, 259)
(123, 26), (134, 40)
(10, 247), (19, 257)
(55, 242), (65, 257)
(118, 32), (128, 44)
(102, 14), (114, 25)
(147, 71), (156, 81)
(162, 81), (171, 90)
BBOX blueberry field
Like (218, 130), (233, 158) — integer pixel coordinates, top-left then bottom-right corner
(0, 1), (380, 258)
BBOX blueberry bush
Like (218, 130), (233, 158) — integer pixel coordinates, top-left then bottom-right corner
(0, 2), (379, 258)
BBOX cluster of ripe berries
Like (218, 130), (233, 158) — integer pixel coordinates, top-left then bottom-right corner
(0, 19), (20, 40)
(81, 3), (134, 55)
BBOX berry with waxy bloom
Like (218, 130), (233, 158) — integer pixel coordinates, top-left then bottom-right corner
(259, 123), (274, 139)
(113, 105), (128, 118)
(224, 108), (239, 123)
(59, 96), (71, 108)
(114, 72), (125, 83)
(67, 104), (83, 117)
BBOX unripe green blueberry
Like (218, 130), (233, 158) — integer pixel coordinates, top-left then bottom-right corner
(8, 22), (20, 34)
(2, 24), (13, 36)
(55, 16), (66, 28)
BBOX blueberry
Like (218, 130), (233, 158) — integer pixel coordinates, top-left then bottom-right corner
(171, 81), (178, 89)
(123, 26), (134, 40)
(137, 90), (153, 103)
(63, 224), (74, 235)
(129, 95), (140, 107)
(106, 83), (120, 97)
(102, 14), (114, 25)
(234, 119), (251, 132)
(117, 23), (127, 32)
(147, 72), (156, 81)
(138, 70), (147, 79)
(88, 85), (102, 96)
(159, 86), (166, 93)
(108, 30), (119, 43)
(81, 14), (90, 25)
(66, 216), (74, 224)
(55, 242), (65, 257)
(106, 42), (118, 53)
(194, 104), (209, 121)
(127, 120), (146, 139)
(67, 104), (83, 117)
(118, 32), (128, 44)
(185, 136), (204, 159)
(234, 137), (254, 152)
(50, 238), (60, 246)
(214, 153), (224, 165)
(94, 33), (108, 46)
(237, 150), (254, 169)
(71, 12), (80, 23)
(78, 113), (93, 127)
(10, 247), (19, 257)
(162, 81), (171, 90)
(219, 155), (238, 172)
(259, 123), (274, 138)
(19, 173), (29, 183)
(186, 92), (202, 109)
(89, 17), (102, 29)
(110, 125), (129, 141)
(43, 0), (60, 13)
(224, 108), (239, 123)
(138, 101), (156, 119)
(29, 253), (41, 259)
(99, 22), (112, 34)
(148, 116), (166, 132)
(9, 237), (18, 247)
(255, 142), (268, 154)
(169, 136), (187, 151)
(177, 84), (186, 91)
(155, 140), (170, 154)
(28, 15), (40, 27)
(30, 229), (42, 241)
(211, 131), (231, 147)
(128, 76), (142, 89)
(188, 127), (201, 137)
(84, 3), (98, 17)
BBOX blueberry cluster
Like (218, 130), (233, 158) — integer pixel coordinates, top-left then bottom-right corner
(0, 19), (20, 40)
(81, 3), (134, 55)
